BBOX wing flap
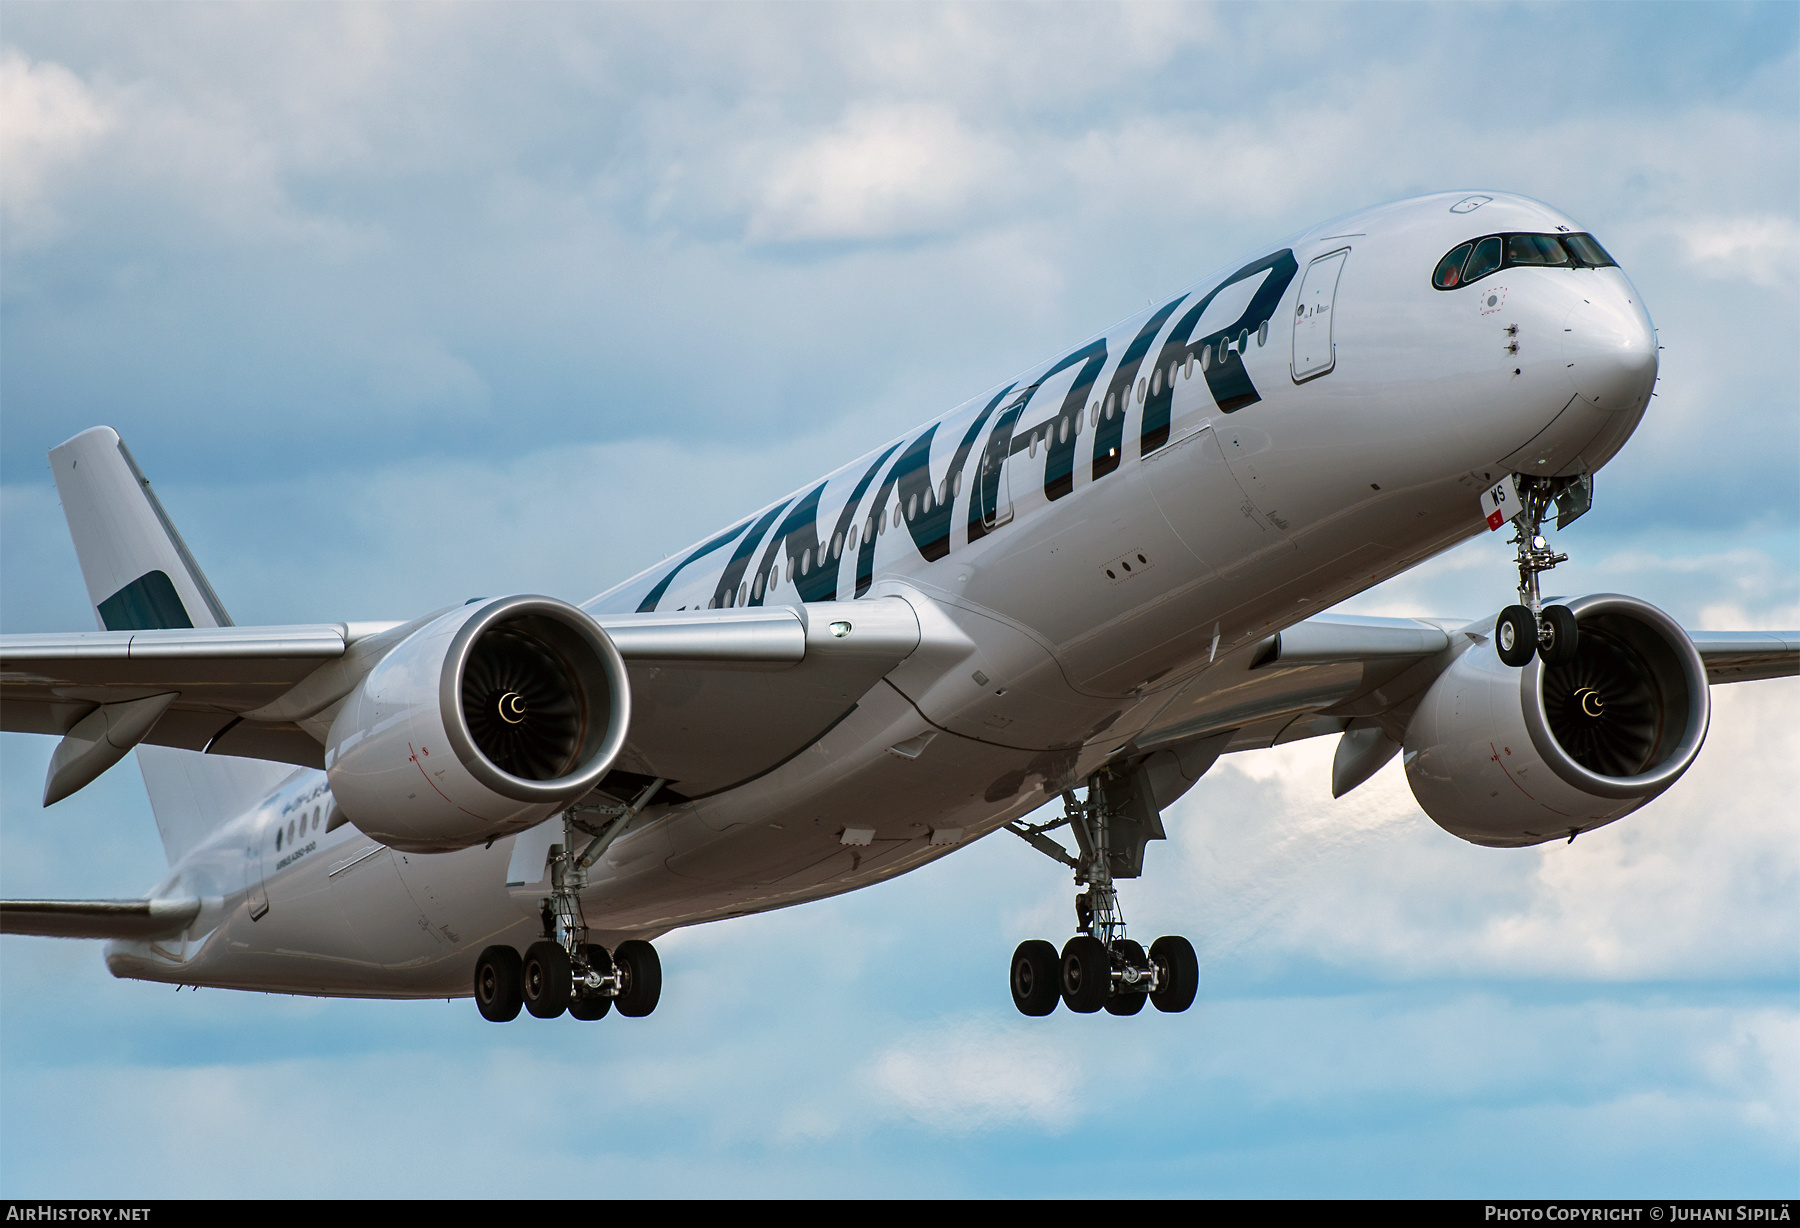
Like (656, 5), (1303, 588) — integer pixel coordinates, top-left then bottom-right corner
(2, 624), (355, 731)
(610, 598), (922, 797)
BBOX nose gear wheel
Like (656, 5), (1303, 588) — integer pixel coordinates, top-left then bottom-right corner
(1492, 473), (1592, 670)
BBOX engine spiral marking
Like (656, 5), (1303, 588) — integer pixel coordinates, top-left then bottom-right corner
(1544, 629), (1660, 778)
(462, 624), (584, 781)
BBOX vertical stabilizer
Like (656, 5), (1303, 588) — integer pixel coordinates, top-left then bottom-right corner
(47, 427), (293, 865)
(136, 748), (300, 867)
(48, 426), (232, 632)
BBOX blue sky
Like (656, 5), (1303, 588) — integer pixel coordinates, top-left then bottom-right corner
(2, 2), (1795, 1197)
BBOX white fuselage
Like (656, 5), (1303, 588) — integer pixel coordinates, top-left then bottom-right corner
(108, 191), (1658, 996)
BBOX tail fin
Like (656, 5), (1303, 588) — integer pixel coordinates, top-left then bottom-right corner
(49, 426), (232, 632)
(48, 427), (295, 865)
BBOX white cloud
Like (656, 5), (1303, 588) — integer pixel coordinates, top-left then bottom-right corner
(0, 47), (114, 244)
(1673, 214), (1800, 291)
(747, 104), (1011, 243)
(869, 1017), (1081, 1132)
(1607, 210), (1800, 295)
(1145, 678), (1800, 984)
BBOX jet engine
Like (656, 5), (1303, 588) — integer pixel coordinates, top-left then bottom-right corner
(1403, 594), (1709, 847)
(325, 596), (630, 853)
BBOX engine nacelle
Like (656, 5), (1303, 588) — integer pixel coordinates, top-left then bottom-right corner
(325, 595), (630, 853)
(1404, 593), (1709, 848)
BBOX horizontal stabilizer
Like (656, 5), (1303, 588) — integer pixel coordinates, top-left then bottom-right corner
(1, 897), (199, 939)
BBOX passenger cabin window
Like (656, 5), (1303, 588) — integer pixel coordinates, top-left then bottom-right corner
(1432, 232), (1618, 290)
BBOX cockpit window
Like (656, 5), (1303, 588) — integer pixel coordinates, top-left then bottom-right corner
(1506, 233), (1569, 266)
(1463, 236), (1503, 283)
(1431, 232), (1619, 289)
(1562, 233), (1616, 268)
(1432, 242), (1473, 289)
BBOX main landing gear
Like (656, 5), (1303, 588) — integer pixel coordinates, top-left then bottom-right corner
(473, 779), (668, 1023)
(1493, 473), (1591, 669)
(1006, 774), (1198, 1018)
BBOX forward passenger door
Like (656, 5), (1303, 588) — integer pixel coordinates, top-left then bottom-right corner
(1292, 249), (1349, 382)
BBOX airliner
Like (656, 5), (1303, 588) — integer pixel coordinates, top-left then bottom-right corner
(3, 191), (1793, 1022)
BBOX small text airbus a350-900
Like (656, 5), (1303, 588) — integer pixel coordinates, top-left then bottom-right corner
(4, 191), (1793, 1022)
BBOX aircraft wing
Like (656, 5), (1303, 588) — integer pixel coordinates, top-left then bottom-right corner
(1, 599), (922, 801)
(1688, 630), (1800, 684)
(1135, 614), (1462, 756)
(7, 603), (1792, 804)
(1134, 613), (1800, 760)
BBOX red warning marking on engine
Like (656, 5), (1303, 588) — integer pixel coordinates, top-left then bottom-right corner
(409, 742), (487, 821)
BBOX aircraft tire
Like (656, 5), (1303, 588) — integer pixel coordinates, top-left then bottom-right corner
(1103, 939), (1147, 1016)
(1149, 935), (1199, 1013)
(1539, 604), (1579, 666)
(613, 940), (662, 1017)
(568, 945), (612, 1021)
(1496, 605), (1537, 667)
(1010, 940), (1061, 1016)
(473, 945), (523, 1023)
(523, 940), (571, 1019)
(1060, 935), (1109, 1013)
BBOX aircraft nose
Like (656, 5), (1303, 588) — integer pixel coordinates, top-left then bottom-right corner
(1562, 287), (1656, 413)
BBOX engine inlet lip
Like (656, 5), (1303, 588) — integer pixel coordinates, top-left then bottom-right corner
(1519, 592), (1710, 800)
(438, 595), (631, 804)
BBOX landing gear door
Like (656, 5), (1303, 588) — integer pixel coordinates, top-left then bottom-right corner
(1291, 248), (1349, 383)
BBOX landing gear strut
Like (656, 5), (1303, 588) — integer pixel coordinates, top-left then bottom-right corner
(1492, 473), (1589, 669)
(473, 778), (667, 1023)
(1006, 772), (1198, 1018)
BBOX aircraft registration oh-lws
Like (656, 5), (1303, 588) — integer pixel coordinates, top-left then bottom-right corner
(3, 191), (1795, 1022)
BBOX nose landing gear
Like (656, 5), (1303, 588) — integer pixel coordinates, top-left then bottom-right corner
(1488, 473), (1590, 668)
(1006, 772), (1198, 1018)
(473, 779), (668, 1023)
